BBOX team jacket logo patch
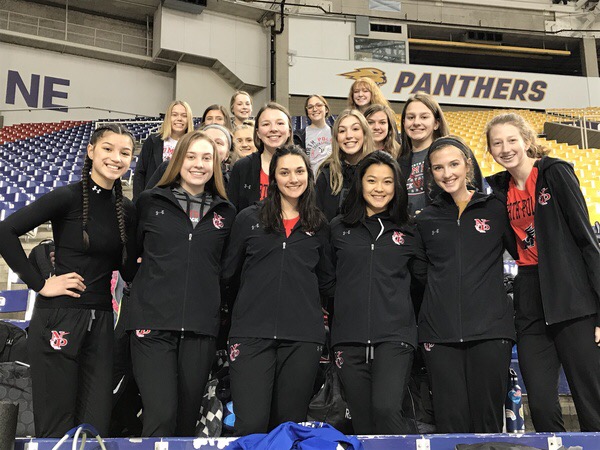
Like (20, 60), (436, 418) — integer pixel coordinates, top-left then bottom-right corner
(229, 343), (240, 362)
(538, 187), (551, 205)
(392, 231), (405, 245)
(50, 331), (70, 350)
(423, 343), (435, 352)
(213, 212), (224, 229)
(136, 329), (151, 338)
(474, 219), (490, 233)
(335, 350), (344, 369)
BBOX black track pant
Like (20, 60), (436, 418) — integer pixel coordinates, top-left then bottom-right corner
(28, 307), (113, 438)
(130, 330), (216, 437)
(228, 338), (322, 436)
(334, 341), (414, 435)
(423, 338), (512, 433)
(515, 266), (600, 432)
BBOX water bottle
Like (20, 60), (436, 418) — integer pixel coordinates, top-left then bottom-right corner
(505, 368), (525, 433)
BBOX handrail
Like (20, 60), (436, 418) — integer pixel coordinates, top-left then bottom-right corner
(1, 106), (153, 116)
(0, 9), (151, 56)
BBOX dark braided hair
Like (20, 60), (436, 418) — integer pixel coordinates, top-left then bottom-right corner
(82, 124), (134, 264)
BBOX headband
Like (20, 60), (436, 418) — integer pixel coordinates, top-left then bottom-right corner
(200, 124), (233, 151)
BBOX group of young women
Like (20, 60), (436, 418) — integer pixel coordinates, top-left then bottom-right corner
(0, 83), (599, 439)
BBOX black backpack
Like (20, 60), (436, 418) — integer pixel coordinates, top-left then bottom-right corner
(0, 321), (28, 363)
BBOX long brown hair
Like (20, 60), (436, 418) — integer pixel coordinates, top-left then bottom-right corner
(364, 104), (400, 158)
(318, 109), (375, 195)
(157, 131), (228, 199)
(253, 102), (293, 152)
(399, 94), (449, 158)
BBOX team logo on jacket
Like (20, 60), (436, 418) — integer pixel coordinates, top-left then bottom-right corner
(538, 187), (551, 206)
(392, 231), (405, 245)
(474, 219), (490, 234)
(213, 213), (224, 229)
(50, 331), (69, 350)
(229, 343), (241, 362)
(335, 351), (344, 369)
(136, 329), (151, 338)
(423, 343), (435, 352)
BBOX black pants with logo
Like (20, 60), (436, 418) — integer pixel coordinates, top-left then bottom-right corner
(334, 341), (414, 435)
(228, 337), (322, 436)
(28, 307), (113, 438)
(130, 329), (215, 437)
(515, 266), (600, 432)
(423, 338), (512, 433)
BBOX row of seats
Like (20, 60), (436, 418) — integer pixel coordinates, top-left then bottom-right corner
(439, 110), (600, 223)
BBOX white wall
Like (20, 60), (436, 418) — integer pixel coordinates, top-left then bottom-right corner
(0, 43), (174, 125)
(156, 7), (269, 88)
(289, 17), (353, 61)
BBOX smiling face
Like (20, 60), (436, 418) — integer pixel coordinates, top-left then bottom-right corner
(275, 154), (308, 205)
(403, 100), (439, 151)
(203, 127), (230, 164)
(487, 123), (530, 171)
(170, 103), (189, 137)
(179, 138), (214, 195)
(337, 116), (364, 165)
(362, 163), (395, 217)
(306, 96), (327, 124)
(353, 85), (372, 109)
(87, 131), (134, 189)
(204, 109), (226, 126)
(430, 145), (471, 199)
(232, 94), (252, 122)
(234, 127), (257, 157)
(367, 111), (389, 148)
(256, 108), (291, 152)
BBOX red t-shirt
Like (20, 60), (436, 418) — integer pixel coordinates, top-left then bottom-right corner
(259, 170), (269, 200)
(506, 167), (538, 266)
(283, 216), (300, 238)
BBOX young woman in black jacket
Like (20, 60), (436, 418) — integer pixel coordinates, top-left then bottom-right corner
(330, 151), (426, 434)
(486, 113), (600, 432)
(227, 102), (293, 212)
(128, 131), (235, 437)
(133, 100), (194, 201)
(0, 124), (137, 437)
(222, 145), (335, 436)
(399, 94), (483, 216)
(315, 109), (375, 222)
(415, 136), (516, 433)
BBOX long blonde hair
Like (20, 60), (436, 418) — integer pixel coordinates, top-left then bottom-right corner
(319, 109), (375, 195)
(158, 100), (194, 140)
(158, 130), (228, 199)
(347, 77), (391, 110)
(485, 113), (550, 158)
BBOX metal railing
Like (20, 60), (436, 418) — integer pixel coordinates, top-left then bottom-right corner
(0, 9), (151, 56)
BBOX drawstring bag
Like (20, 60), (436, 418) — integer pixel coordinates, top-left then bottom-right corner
(307, 363), (353, 435)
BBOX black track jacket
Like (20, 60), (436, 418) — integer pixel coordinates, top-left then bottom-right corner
(221, 204), (335, 344)
(127, 186), (236, 335)
(415, 191), (517, 343)
(329, 214), (427, 349)
(487, 156), (600, 327)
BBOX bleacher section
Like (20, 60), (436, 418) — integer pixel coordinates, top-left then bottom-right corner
(442, 109), (600, 224)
